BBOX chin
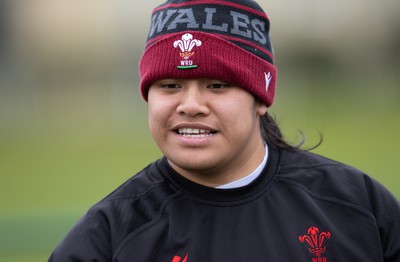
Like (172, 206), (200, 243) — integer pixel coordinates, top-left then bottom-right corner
(168, 155), (219, 174)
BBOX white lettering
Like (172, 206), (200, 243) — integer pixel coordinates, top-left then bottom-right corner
(167, 9), (199, 30)
(251, 19), (266, 44)
(149, 10), (177, 37)
(181, 60), (193, 66)
(202, 8), (228, 32)
(150, 7), (267, 46)
(230, 11), (251, 38)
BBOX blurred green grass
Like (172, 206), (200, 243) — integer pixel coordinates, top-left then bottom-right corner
(0, 79), (399, 261)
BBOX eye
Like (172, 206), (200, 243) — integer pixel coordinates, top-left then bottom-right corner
(207, 82), (232, 89)
(160, 83), (180, 89)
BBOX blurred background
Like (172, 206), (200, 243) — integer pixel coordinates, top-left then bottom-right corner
(0, 0), (399, 260)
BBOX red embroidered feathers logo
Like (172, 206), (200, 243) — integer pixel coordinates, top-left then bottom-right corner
(170, 252), (188, 262)
(173, 33), (202, 69)
(299, 226), (331, 262)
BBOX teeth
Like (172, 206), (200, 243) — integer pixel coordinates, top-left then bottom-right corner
(177, 128), (213, 137)
(178, 128), (211, 134)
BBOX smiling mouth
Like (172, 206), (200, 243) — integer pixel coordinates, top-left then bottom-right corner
(176, 128), (216, 138)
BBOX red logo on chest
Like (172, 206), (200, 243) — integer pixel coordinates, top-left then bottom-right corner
(299, 226), (331, 261)
(171, 252), (188, 262)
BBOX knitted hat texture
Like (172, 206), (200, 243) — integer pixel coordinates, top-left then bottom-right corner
(139, 0), (277, 106)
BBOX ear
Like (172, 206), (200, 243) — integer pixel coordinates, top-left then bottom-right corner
(256, 102), (268, 116)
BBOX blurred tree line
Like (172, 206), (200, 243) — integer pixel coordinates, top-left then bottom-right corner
(1, 0), (399, 109)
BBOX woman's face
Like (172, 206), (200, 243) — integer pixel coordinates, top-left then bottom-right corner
(147, 78), (267, 186)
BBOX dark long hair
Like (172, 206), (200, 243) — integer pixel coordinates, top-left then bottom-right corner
(260, 113), (322, 150)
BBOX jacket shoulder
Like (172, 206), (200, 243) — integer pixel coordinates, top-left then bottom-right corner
(276, 148), (397, 214)
(49, 158), (178, 261)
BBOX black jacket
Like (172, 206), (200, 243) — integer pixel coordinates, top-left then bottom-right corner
(49, 146), (400, 261)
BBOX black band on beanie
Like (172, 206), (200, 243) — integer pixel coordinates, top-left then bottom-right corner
(146, 0), (274, 64)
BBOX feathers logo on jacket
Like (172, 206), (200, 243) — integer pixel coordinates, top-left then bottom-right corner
(299, 226), (331, 261)
(170, 252), (188, 262)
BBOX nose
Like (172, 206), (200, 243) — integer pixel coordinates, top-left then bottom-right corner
(176, 86), (210, 117)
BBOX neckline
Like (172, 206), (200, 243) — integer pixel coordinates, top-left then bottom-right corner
(158, 144), (280, 203)
(216, 143), (269, 189)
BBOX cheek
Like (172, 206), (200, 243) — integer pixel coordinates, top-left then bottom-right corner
(147, 95), (164, 131)
(148, 106), (166, 147)
(225, 97), (261, 134)
(218, 95), (256, 120)
(214, 101), (256, 137)
(147, 93), (175, 135)
(147, 106), (157, 132)
(148, 106), (165, 133)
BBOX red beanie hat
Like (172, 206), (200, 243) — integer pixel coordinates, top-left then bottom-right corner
(139, 0), (277, 107)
